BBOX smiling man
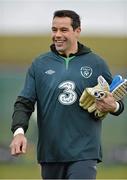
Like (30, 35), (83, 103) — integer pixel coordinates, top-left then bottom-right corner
(51, 15), (81, 56)
(10, 10), (124, 179)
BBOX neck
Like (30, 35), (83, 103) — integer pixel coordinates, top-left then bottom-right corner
(59, 42), (78, 57)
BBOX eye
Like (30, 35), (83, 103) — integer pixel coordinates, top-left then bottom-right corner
(52, 28), (57, 32)
(61, 28), (68, 32)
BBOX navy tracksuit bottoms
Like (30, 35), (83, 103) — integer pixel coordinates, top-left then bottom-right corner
(41, 159), (97, 179)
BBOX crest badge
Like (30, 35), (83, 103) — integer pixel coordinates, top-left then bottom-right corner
(80, 66), (93, 78)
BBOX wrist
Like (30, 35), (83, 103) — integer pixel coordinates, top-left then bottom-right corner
(13, 128), (24, 137)
(113, 101), (120, 112)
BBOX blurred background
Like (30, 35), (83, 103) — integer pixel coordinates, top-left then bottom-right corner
(0, 0), (127, 179)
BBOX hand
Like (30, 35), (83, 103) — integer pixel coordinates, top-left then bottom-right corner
(95, 92), (117, 113)
(10, 134), (27, 156)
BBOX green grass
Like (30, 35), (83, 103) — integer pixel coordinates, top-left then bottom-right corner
(0, 163), (41, 179)
(0, 163), (127, 179)
(97, 164), (127, 179)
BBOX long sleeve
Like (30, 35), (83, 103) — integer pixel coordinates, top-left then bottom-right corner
(11, 96), (35, 133)
(110, 100), (124, 116)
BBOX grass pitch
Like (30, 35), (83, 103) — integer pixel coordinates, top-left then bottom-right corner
(0, 163), (127, 179)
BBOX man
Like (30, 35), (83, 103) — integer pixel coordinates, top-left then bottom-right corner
(10, 10), (124, 179)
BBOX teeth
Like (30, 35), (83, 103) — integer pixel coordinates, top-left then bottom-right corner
(56, 41), (63, 43)
(55, 39), (64, 42)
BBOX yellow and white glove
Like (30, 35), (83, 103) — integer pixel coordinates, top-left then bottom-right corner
(79, 75), (110, 113)
(79, 75), (127, 119)
(94, 75), (127, 118)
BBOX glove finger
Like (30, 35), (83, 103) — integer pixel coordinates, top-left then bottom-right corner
(80, 95), (94, 107)
(86, 87), (95, 96)
(97, 75), (110, 92)
(94, 110), (107, 119)
(114, 85), (127, 94)
(113, 86), (127, 100)
(117, 86), (127, 95)
(79, 90), (89, 103)
(82, 99), (95, 109)
(113, 91), (124, 100)
(88, 103), (96, 113)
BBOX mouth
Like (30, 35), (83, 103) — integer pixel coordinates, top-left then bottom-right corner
(54, 40), (65, 47)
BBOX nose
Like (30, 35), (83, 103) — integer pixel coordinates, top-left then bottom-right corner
(55, 30), (62, 37)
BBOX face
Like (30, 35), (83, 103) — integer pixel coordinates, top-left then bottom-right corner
(51, 17), (81, 56)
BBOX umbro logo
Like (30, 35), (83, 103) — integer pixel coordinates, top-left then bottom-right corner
(45, 69), (55, 75)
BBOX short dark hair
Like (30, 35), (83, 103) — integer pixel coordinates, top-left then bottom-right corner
(53, 10), (81, 30)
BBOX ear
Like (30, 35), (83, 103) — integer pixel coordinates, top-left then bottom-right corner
(75, 27), (81, 38)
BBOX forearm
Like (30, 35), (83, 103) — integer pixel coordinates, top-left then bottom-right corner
(11, 96), (35, 133)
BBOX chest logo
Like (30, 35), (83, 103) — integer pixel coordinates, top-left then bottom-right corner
(80, 66), (93, 78)
(45, 69), (55, 75)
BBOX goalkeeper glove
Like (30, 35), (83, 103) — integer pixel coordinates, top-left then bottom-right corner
(95, 75), (127, 118)
(79, 75), (109, 113)
(94, 75), (127, 101)
(79, 75), (127, 119)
